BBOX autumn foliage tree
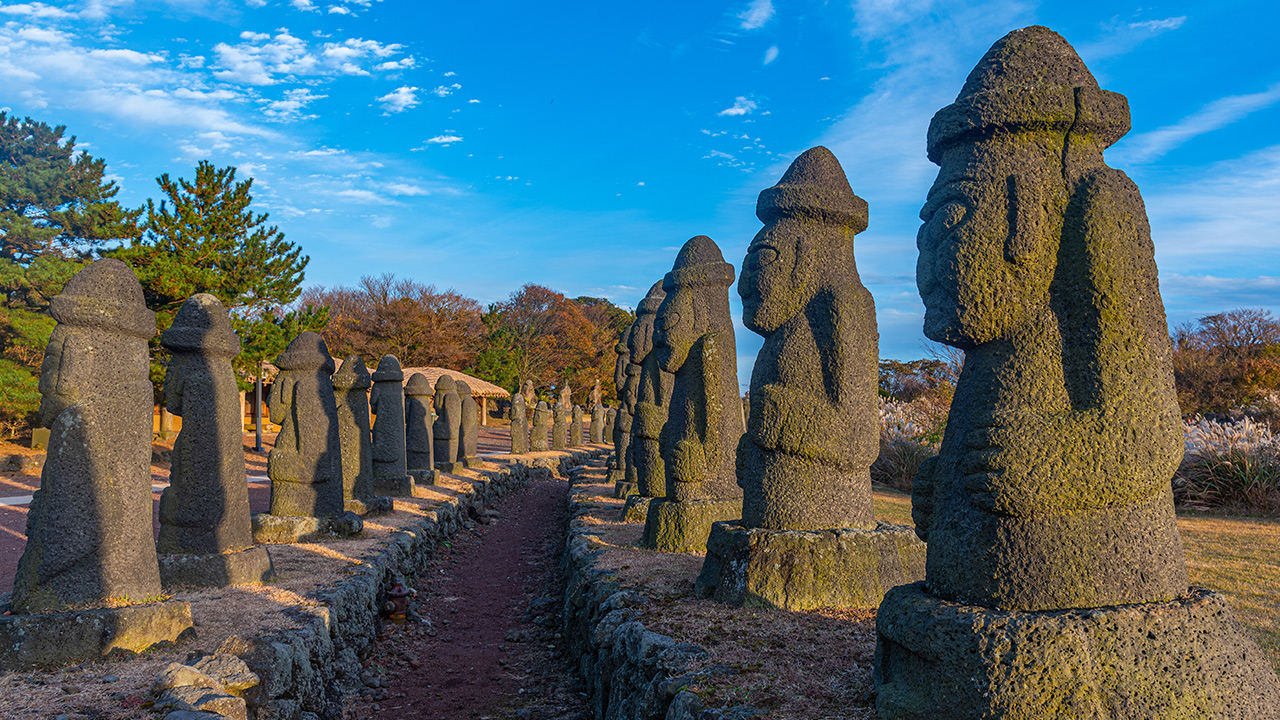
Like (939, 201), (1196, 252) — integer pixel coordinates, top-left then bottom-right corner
(1173, 308), (1280, 415)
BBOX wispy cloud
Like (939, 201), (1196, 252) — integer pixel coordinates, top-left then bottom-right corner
(212, 30), (408, 86)
(1111, 83), (1280, 166)
(377, 85), (419, 114)
(737, 0), (774, 30)
(1075, 15), (1188, 61)
(262, 87), (327, 122)
(422, 134), (463, 145)
(718, 96), (757, 116)
(763, 45), (778, 65)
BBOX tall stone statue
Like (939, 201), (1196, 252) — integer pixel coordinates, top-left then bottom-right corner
(531, 401), (552, 452)
(609, 332), (634, 486)
(874, 26), (1280, 718)
(604, 407), (617, 445)
(158, 294), (272, 587)
(265, 332), (345, 520)
(510, 391), (529, 454)
(4, 260), (193, 664)
(404, 372), (436, 487)
(695, 147), (924, 609)
(521, 380), (535, 407)
(332, 356), (377, 511)
(628, 281), (674, 510)
(551, 397), (568, 450)
(589, 403), (605, 444)
(641, 236), (745, 552)
(570, 405), (585, 447)
(589, 380), (602, 409)
(433, 374), (464, 473)
(456, 379), (481, 467)
(369, 355), (413, 496)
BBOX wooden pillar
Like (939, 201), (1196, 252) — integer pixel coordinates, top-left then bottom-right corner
(480, 396), (488, 426)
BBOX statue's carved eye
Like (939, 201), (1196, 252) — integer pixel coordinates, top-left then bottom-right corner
(658, 312), (682, 331)
(754, 247), (779, 267)
(938, 202), (968, 230)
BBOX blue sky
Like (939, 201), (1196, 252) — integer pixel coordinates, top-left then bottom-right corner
(1, 0), (1278, 387)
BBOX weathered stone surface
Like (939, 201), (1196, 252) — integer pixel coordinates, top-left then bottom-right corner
(0, 600), (193, 670)
(250, 512), (362, 544)
(737, 146), (880, 532)
(531, 401), (552, 452)
(653, 236), (744, 504)
(404, 372), (435, 487)
(158, 294), (256, 569)
(641, 498), (742, 554)
(741, 393), (749, 426)
(11, 260), (162, 613)
(876, 583), (1280, 719)
(620, 494), (649, 523)
(876, 25), (1280, 717)
(696, 521), (924, 610)
(192, 653), (260, 695)
(456, 380), (480, 466)
(331, 355), (375, 506)
(511, 392), (529, 454)
(603, 408), (617, 445)
(570, 405), (585, 447)
(552, 400), (569, 450)
(369, 356), (412, 490)
(611, 335), (633, 482)
(589, 380), (602, 409)
(612, 481), (638, 499)
(630, 280), (673, 499)
(432, 375), (462, 472)
(590, 404), (605, 444)
(159, 683), (248, 720)
(521, 380), (535, 407)
(158, 545), (273, 588)
(153, 662), (224, 694)
(266, 332), (343, 519)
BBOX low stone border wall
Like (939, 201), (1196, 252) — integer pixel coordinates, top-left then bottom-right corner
(561, 461), (758, 720)
(157, 449), (602, 720)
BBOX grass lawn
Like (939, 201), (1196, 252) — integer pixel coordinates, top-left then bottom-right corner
(872, 485), (1280, 673)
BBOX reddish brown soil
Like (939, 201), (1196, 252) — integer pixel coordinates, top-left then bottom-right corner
(346, 474), (590, 720)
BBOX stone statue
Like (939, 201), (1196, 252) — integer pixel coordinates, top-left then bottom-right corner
(510, 391), (529, 454)
(405, 372), (437, 486)
(559, 383), (572, 408)
(589, 380), (602, 409)
(874, 26), (1280, 717)
(570, 405), (585, 447)
(604, 407), (617, 444)
(521, 380), (535, 408)
(531, 401), (552, 452)
(12, 260), (164, 611)
(551, 398), (568, 450)
(369, 355), (413, 495)
(630, 281), (674, 500)
(433, 374), (463, 473)
(266, 332), (344, 519)
(456, 379), (481, 467)
(696, 147), (924, 609)
(332, 355), (375, 507)
(609, 332), (634, 485)
(641, 236), (745, 552)
(590, 403), (605, 444)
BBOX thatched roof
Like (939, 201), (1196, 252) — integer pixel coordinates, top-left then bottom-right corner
(327, 357), (509, 398)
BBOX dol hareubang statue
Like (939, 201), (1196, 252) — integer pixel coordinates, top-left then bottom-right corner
(874, 26), (1280, 718)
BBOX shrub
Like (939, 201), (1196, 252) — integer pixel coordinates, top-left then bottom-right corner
(1174, 416), (1280, 515)
(872, 396), (948, 492)
(0, 358), (40, 439)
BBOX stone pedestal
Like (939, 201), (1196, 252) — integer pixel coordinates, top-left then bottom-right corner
(158, 545), (275, 588)
(0, 601), (194, 670)
(874, 583), (1280, 719)
(695, 521), (924, 610)
(640, 498), (742, 553)
(435, 461), (466, 475)
(463, 457), (486, 469)
(345, 497), (394, 516)
(407, 468), (437, 486)
(613, 481), (638, 499)
(606, 469), (626, 484)
(620, 494), (650, 523)
(251, 511), (363, 544)
(375, 475), (415, 496)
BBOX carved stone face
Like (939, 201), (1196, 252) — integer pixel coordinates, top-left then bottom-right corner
(740, 217), (818, 335)
(653, 283), (697, 373)
(37, 325), (79, 425)
(916, 145), (1056, 348)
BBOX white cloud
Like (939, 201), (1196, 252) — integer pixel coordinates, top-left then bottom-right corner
(384, 182), (430, 196)
(468, 98), (480, 103)
(1110, 83), (1280, 166)
(738, 0), (773, 30)
(0, 3), (76, 19)
(1076, 14), (1188, 61)
(430, 83), (461, 97)
(718, 96), (757, 116)
(444, 71), (456, 77)
(328, 5), (351, 14)
(178, 54), (205, 68)
(244, 0), (268, 7)
(637, 181), (645, 186)
(262, 87), (327, 121)
(1128, 16), (1186, 32)
(213, 30), (408, 85)
(291, 0), (319, 11)
(763, 45), (778, 65)
(335, 188), (396, 204)
(375, 57), (415, 71)
(377, 85), (419, 113)
(423, 134), (463, 145)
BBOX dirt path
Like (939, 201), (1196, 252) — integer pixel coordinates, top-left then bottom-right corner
(345, 472), (591, 720)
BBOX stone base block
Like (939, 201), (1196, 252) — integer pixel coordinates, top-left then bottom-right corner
(409, 468), (438, 486)
(640, 498), (742, 553)
(620, 494), (652, 523)
(874, 583), (1280, 719)
(346, 496), (394, 516)
(0, 600), (194, 670)
(374, 475), (415, 496)
(463, 456), (485, 469)
(435, 461), (466, 475)
(695, 521), (925, 610)
(251, 511), (363, 544)
(606, 469), (626, 483)
(613, 481), (639, 499)
(159, 545), (275, 589)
